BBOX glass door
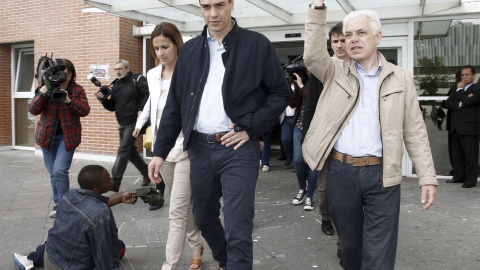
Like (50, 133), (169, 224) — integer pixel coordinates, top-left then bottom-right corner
(12, 45), (35, 149)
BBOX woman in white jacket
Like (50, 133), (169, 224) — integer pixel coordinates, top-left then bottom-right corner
(133, 23), (204, 270)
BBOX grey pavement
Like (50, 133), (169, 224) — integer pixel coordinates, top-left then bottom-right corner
(1, 149), (480, 270)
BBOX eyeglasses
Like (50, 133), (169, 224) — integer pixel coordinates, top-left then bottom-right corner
(461, 74), (471, 76)
(114, 68), (125, 72)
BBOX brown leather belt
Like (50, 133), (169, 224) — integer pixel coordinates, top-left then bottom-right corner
(192, 131), (228, 143)
(330, 149), (381, 167)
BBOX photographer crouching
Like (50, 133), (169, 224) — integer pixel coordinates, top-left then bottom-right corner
(29, 57), (90, 218)
(95, 59), (150, 192)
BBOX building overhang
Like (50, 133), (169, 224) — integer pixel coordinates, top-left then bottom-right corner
(83, 0), (480, 36)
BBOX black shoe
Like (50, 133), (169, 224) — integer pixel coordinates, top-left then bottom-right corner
(337, 249), (344, 268)
(446, 178), (464, 183)
(277, 156), (287, 161)
(110, 184), (120, 192)
(321, 220), (335, 236)
(462, 183), (476, 188)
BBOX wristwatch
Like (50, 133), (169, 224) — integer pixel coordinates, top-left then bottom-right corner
(310, 2), (326, 10)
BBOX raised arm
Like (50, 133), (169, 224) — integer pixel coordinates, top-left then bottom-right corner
(303, 0), (334, 84)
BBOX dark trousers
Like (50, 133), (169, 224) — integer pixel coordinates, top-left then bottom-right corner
(437, 120), (444, 130)
(188, 131), (260, 269)
(451, 132), (479, 186)
(281, 116), (294, 166)
(112, 124), (148, 187)
(326, 156), (400, 270)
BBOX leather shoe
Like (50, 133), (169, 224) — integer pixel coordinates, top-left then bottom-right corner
(110, 184), (120, 192)
(337, 249), (344, 268)
(141, 176), (151, 186)
(446, 178), (464, 183)
(321, 220), (335, 236)
(462, 183), (476, 188)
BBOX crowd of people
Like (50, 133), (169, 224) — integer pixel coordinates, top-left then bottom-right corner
(22, 0), (480, 269)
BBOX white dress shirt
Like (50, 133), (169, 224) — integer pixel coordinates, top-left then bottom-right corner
(457, 82), (474, 108)
(193, 29), (233, 134)
(334, 57), (383, 157)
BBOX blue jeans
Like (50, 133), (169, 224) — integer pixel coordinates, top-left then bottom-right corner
(41, 135), (75, 205)
(293, 126), (318, 198)
(261, 133), (272, 166)
(30, 240), (125, 267)
(281, 116), (294, 166)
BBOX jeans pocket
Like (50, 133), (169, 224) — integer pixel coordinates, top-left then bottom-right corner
(327, 157), (341, 175)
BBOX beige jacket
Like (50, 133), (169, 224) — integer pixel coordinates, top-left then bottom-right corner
(302, 8), (437, 188)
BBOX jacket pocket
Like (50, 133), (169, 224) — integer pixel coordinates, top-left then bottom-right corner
(380, 90), (404, 128)
(35, 121), (51, 148)
(324, 80), (354, 121)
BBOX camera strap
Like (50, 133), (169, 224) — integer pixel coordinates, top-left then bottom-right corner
(132, 74), (144, 98)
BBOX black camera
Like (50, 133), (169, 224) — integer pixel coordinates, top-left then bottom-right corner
(87, 74), (115, 99)
(35, 54), (68, 101)
(99, 85), (111, 96)
(285, 55), (308, 85)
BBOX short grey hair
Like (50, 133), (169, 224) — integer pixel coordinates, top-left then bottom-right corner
(343, 9), (381, 35)
(115, 59), (131, 68)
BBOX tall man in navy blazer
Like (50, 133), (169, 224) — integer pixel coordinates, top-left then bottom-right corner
(445, 65), (480, 188)
(148, 0), (292, 269)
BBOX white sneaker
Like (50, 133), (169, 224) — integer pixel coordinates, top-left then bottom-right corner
(13, 253), (34, 270)
(304, 197), (314, 211)
(49, 210), (56, 218)
(262, 165), (270, 172)
(292, 189), (306, 205)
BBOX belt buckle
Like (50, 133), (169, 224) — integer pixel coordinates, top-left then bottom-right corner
(351, 156), (363, 166)
(206, 134), (215, 144)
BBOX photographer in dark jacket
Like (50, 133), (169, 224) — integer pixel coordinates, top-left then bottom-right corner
(96, 59), (150, 192)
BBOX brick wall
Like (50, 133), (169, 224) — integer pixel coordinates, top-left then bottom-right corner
(0, 0), (145, 157)
(0, 45), (12, 146)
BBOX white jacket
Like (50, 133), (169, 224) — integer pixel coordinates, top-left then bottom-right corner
(136, 65), (187, 162)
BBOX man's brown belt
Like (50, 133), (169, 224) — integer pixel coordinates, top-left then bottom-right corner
(331, 150), (381, 167)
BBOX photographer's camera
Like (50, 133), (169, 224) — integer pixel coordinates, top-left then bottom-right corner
(87, 73), (113, 100)
(35, 55), (68, 101)
(285, 55), (308, 85)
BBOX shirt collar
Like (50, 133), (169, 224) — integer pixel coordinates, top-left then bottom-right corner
(465, 82), (474, 90)
(77, 188), (109, 204)
(207, 19), (236, 42)
(354, 55), (382, 76)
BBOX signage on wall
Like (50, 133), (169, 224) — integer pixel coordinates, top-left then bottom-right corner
(89, 65), (110, 80)
(285, 33), (301, 38)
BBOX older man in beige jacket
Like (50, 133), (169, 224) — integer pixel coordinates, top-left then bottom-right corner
(303, 1), (437, 269)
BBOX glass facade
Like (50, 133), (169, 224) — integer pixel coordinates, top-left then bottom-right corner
(413, 18), (480, 177)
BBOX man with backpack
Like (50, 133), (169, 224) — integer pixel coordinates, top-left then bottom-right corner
(96, 59), (151, 192)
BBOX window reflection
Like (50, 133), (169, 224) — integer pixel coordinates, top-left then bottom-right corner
(413, 18), (480, 177)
